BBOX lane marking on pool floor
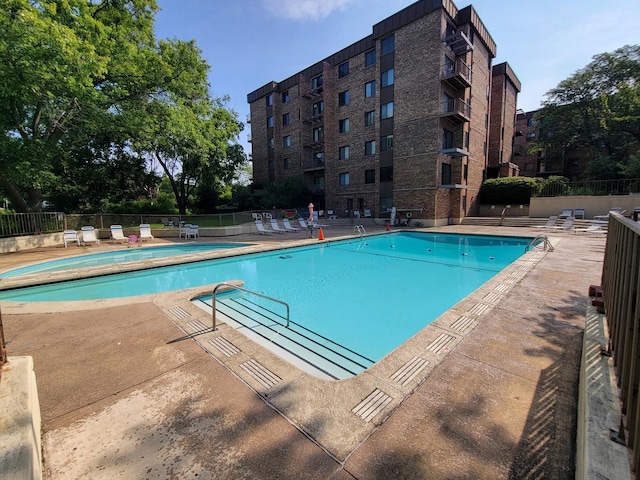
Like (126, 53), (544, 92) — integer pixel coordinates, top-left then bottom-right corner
(352, 389), (393, 423)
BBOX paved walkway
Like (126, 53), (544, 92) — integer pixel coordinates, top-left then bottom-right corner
(1, 225), (605, 479)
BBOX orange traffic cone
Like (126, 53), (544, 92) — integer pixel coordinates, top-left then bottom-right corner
(386, 222), (390, 231)
(318, 228), (325, 240)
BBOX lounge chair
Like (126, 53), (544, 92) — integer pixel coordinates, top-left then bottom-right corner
(594, 208), (626, 221)
(574, 208), (585, 219)
(255, 221), (275, 235)
(282, 219), (301, 232)
(80, 226), (100, 245)
(110, 225), (129, 244)
(298, 219), (310, 229)
(533, 216), (558, 229)
(160, 217), (172, 228)
(269, 220), (288, 234)
(558, 208), (573, 219)
(550, 217), (575, 231)
(574, 225), (606, 235)
(364, 209), (372, 218)
(139, 224), (154, 242)
(63, 230), (81, 248)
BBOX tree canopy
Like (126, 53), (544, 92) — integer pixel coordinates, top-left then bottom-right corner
(533, 45), (640, 180)
(0, 0), (245, 213)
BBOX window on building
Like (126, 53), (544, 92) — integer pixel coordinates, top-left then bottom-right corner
(465, 131), (470, 149)
(380, 134), (393, 151)
(380, 196), (392, 212)
(338, 62), (349, 78)
(314, 175), (325, 193)
(527, 118), (535, 127)
(312, 100), (324, 116)
(444, 57), (454, 75)
(381, 34), (395, 55)
(526, 132), (536, 140)
(283, 135), (291, 148)
(282, 91), (290, 103)
(365, 80), (376, 98)
(365, 110), (375, 126)
(443, 93), (454, 113)
(339, 172), (350, 186)
(442, 129), (454, 149)
(365, 169), (375, 184)
(268, 137), (274, 149)
(365, 140), (376, 155)
(312, 75), (323, 89)
(267, 116), (274, 128)
(381, 68), (394, 87)
(463, 163), (468, 181)
(524, 163), (534, 171)
(268, 159), (274, 171)
(441, 162), (452, 185)
(266, 94), (273, 106)
(381, 102), (394, 119)
(283, 158), (290, 170)
(313, 152), (324, 167)
(380, 166), (393, 182)
(339, 146), (350, 160)
(339, 118), (350, 133)
(282, 113), (290, 125)
(313, 127), (323, 142)
(365, 49), (376, 67)
(339, 90), (350, 106)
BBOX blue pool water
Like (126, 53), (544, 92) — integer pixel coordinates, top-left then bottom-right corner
(0, 243), (249, 278)
(0, 233), (534, 370)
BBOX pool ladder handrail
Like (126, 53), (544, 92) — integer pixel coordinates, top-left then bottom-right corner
(526, 234), (554, 252)
(354, 224), (366, 237)
(211, 282), (290, 331)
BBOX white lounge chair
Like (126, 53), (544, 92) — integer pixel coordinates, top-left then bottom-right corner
(80, 226), (100, 245)
(574, 208), (585, 219)
(110, 225), (129, 244)
(255, 221), (275, 235)
(533, 216), (558, 229)
(139, 224), (154, 242)
(298, 219), (310, 229)
(558, 209), (573, 219)
(574, 225), (606, 235)
(550, 217), (575, 231)
(63, 230), (81, 248)
(269, 220), (288, 234)
(282, 219), (301, 232)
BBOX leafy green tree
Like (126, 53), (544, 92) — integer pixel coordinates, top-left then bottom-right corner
(534, 45), (640, 180)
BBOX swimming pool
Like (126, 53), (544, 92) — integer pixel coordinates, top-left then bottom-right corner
(0, 243), (250, 278)
(0, 232), (534, 378)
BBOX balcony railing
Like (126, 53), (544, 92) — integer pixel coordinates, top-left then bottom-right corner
(442, 58), (472, 89)
(443, 31), (474, 56)
(441, 98), (471, 123)
(303, 85), (324, 98)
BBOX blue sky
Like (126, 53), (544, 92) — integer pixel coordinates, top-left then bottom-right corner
(154, 0), (639, 153)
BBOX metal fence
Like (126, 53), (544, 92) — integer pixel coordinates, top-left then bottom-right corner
(0, 212), (65, 238)
(601, 212), (640, 470)
(534, 178), (640, 197)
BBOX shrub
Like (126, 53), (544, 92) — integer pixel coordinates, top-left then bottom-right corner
(479, 177), (542, 204)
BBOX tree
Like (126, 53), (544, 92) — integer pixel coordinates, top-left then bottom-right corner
(533, 45), (640, 180)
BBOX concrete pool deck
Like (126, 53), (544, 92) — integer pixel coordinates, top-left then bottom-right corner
(1, 225), (606, 479)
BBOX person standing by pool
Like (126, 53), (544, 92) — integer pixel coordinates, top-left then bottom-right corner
(308, 203), (314, 222)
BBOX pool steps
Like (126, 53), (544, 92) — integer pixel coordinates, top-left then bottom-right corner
(207, 293), (374, 380)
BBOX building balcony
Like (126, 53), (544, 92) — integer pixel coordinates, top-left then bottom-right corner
(442, 58), (471, 89)
(438, 147), (469, 157)
(303, 85), (324, 98)
(303, 113), (324, 124)
(304, 140), (324, 149)
(441, 98), (471, 123)
(443, 31), (474, 56)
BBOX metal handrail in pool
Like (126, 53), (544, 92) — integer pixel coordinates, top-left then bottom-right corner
(211, 283), (291, 331)
(525, 234), (554, 252)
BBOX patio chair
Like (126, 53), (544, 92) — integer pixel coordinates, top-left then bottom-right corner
(282, 219), (301, 232)
(109, 225), (129, 244)
(255, 221), (275, 235)
(594, 208), (626, 221)
(574, 208), (585, 219)
(139, 224), (154, 242)
(298, 219), (310, 229)
(80, 226), (100, 245)
(533, 216), (558, 229)
(269, 219), (288, 234)
(184, 224), (199, 239)
(550, 217), (575, 231)
(160, 217), (172, 228)
(574, 225), (606, 235)
(558, 208), (573, 219)
(364, 209), (372, 218)
(63, 230), (81, 248)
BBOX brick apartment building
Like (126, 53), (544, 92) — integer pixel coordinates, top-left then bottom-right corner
(247, 0), (517, 226)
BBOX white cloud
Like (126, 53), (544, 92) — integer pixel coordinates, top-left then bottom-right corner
(262, 0), (357, 21)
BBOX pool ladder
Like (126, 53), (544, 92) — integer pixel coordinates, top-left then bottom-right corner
(354, 224), (367, 237)
(525, 234), (554, 252)
(211, 282), (290, 331)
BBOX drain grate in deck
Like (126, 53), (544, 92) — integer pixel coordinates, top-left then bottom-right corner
(427, 333), (456, 354)
(240, 359), (281, 389)
(390, 356), (428, 387)
(168, 306), (190, 320)
(450, 315), (477, 333)
(468, 303), (491, 317)
(186, 319), (209, 333)
(352, 388), (392, 423)
(208, 336), (240, 357)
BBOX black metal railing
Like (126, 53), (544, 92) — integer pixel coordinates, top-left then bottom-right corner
(0, 212), (65, 238)
(534, 178), (640, 197)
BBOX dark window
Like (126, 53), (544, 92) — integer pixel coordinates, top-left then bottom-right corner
(365, 169), (375, 183)
(339, 146), (349, 160)
(267, 116), (274, 128)
(312, 101), (324, 116)
(527, 118), (535, 127)
(312, 76), (323, 89)
(365, 80), (376, 98)
(339, 172), (350, 186)
(268, 137), (274, 149)
(365, 49), (376, 67)
(442, 129), (454, 149)
(526, 132), (536, 140)
(339, 118), (350, 133)
(380, 134), (393, 151)
(268, 159), (274, 171)
(365, 140), (376, 155)
(365, 110), (375, 126)
(283, 158), (290, 169)
(282, 113), (290, 125)
(338, 62), (349, 78)
(339, 90), (350, 106)
(313, 127), (323, 142)
(381, 102), (394, 119)
(266, 94), (273, 106)
(282, 91), (290, 103)
(381, 69), (394, 87)
(380, 166), (393, 182)
(442, 162), (452, 185)
(283, 135), (291, 148)
(381, 35), (395, 55)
